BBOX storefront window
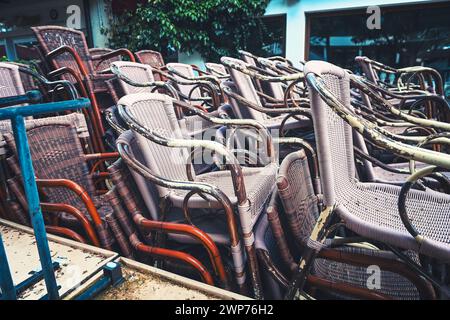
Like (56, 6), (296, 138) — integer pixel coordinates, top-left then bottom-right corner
(307, 2), (450, 97)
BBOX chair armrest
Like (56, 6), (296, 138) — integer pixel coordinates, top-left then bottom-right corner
(46, 45), (89, 78)
(90, 48), (135, 64)
(36, 178), (102, 227)
(222, 84), (311, 116)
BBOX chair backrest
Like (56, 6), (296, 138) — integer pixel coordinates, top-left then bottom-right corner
(115, 131), (162, 221)
(166, 62), (202, 99)
(117, 93), (193, 197)
(4, 117), (94, 206)
(221, 57), (267, 122)
(276, 150), (319, 245)
(355, 56), (379, 83)
(304, 61), (356, 206)
(257, 58), (286, 101)
(90, 48), (121, 72)
(135, 50), (165, 81)
(0, 62), (26, 98)
(205, 63), (228, 77)
(112, 61), (155, 95)
(32, 26), (94, 78)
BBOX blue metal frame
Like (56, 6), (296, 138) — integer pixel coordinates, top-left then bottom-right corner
(0, 93), (90, 300)
(0, 233), (16, 300)
(74, 262), (124, 300)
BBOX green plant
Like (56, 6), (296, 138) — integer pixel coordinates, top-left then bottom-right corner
(103, 0), (270, 62)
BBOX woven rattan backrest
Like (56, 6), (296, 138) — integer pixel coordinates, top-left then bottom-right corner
(277, 150), (319, 244)
(166, 62), (202, 99)
(221, 57), (267, 122)
(115, 131), (161, 220)
(32, 26), (94, 78)
(112, 61), (155, 95)
(135, 50), (165, 81)
(205, 63), (227, 77)
(0, 62), (25, 98)
(118, 93), (193, 197)
(90, 48), (121, 72)
(355, 56), (379, 83)
(4, 118), (94, 206)
(305, 61), (355, 206)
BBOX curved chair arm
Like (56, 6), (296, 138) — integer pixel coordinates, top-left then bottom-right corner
(19, 66), (79, 100)
(46, 45), (89, 79)
(352, 75), (450, 132)
(109, 63), (179, 99)
(222, 57), (304, 83)
(306, 73), (450, 170)
(116, 139), (241, 250)
(173, 100), (276, 162)
(35, 179), (103, 228)
(90, 48), (135, 64)
(84, 152), (119, 174)
(222, 84), (311, 116)
(41, 202), (100, 246)
(45, 225), (87, 244)
(397, 66), (444, 95)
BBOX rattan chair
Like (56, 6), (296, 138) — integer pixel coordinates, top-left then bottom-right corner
(32, 26), (136, 152)
(285, 60), (450, 299)
(109, 61), (225, 137)
(266, 150), (436, 299)
(3, 116), (119, 250)
(115, 92), (279, 298)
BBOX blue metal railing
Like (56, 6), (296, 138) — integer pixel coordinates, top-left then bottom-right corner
(0, 91), (90, 300)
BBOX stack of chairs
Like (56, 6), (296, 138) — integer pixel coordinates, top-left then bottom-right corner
(1, 24), (449, 300)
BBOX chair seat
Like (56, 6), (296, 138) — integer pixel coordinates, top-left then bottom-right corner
(337, 181), (450, 261)
(170, 164), (277, 224)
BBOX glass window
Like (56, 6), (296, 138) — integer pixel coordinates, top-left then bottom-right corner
(307, 2), (450, 96)
(247, 14), (287, 57)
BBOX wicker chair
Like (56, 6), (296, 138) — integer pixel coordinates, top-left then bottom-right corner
(115, 92), (279, 298)
(265, 150), (436, 299)
(2, 116), (119, 250)
(31, 26), (136, 152)
(106, 158), (231, 287)
(221, 57), (311, 135)
(285, 60), (450, 299)
(135, 49), (166, 81)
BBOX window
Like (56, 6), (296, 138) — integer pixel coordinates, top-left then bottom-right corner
(306, 2), (450, 96)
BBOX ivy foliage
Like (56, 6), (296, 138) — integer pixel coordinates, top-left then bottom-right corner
(104, 0), (270, 62)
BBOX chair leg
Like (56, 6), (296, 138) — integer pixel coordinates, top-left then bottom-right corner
(284, 205), (335, 299)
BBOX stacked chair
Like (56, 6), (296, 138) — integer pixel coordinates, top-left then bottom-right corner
(1, 24), (449, 300)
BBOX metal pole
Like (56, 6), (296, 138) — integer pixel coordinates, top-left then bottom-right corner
(0, 233), (16, 300)
(11, 115), (60, 300)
